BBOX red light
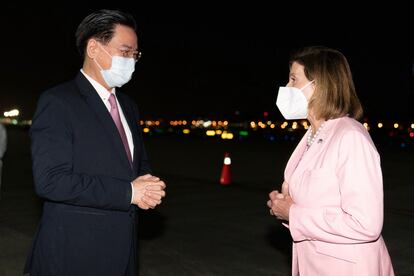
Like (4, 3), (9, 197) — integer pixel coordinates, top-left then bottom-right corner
(263, 112), (269, 117)
(410, 132), (414, 138)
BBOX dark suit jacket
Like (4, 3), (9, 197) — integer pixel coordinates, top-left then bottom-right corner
(24, 72), (151, 276)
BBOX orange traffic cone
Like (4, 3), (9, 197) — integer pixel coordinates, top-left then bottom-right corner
(220, 152), (232, 185)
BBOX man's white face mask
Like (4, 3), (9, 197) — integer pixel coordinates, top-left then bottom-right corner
(275, 81), (314, 120)
(95, 44), (136, 88)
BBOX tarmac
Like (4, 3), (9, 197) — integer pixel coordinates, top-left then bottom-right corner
(1, 126), (413, 275)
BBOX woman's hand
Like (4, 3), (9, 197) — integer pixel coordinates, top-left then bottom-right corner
(267, 183), (293, 221)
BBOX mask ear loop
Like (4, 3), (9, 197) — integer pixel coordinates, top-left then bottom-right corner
(97, 42), (113, 58)
(300, 80), (315, 90)
(93, 43), (113, 71)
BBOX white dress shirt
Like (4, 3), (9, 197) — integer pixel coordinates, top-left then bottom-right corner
(80, 69), (134, 160)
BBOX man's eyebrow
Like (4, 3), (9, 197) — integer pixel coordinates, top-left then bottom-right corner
(119, 44), (136, 50)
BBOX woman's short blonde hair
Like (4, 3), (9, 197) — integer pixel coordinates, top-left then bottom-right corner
(290, 46), (363, 120)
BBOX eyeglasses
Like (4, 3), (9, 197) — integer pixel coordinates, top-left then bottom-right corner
(100, 42), (142, 61)
(118, 48), (142, 61)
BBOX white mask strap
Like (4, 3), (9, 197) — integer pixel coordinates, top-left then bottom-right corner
(300, 80), (314, 90)
(98, 43), (112, 58)
(93, 43), (112, 71)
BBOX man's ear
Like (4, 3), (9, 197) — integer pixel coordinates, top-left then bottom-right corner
(86, 39), (99, 59)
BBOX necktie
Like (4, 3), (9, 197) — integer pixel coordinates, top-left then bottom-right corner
(108, 93), (133, 167)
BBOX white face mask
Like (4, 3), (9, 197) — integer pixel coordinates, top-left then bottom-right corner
(95, 45), (136, 88)
(275, 81), (314, 120)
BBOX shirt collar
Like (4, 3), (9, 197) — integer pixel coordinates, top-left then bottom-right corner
(80, 69), (116, 101)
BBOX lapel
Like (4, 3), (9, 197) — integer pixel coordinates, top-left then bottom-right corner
(74, 72), (133, 171)
(284, 132), (307, 182)
(285, 118), (340, 183)
(116, 92), (141, 172)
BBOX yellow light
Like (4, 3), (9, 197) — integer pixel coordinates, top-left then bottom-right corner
(267, 121), (272, 125)
(183, 120), (187, 125)
(411, 123), (414, 129)
(215, 130), (222, 135)
(250, 121), (256, 128)
(378, 123), (383, 128)
(270, 124), (275, 129)
(155, 121), (160, 126)
(192, 120), (196, 125)
(292, 122), (298, 129)
(212, 121), (217, 127)
(206, 130), (215, 136)
(183, 129), (190, 134)
(394, 123), (399, 129)
(140, 120), (144, 125)
(223, 121), (228, 126)
(221, 132), (234, 139)
(143, 128), (150, 133)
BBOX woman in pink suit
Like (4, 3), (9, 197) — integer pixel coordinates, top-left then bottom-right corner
(267, 46), (394, 275)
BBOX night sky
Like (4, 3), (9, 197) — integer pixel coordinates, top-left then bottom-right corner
(1, 4), (413, 120)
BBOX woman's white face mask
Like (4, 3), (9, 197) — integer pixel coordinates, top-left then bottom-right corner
(275, 81), (314, 120)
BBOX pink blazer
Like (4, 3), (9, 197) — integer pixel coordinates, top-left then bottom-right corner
(284, 117), (394, 276)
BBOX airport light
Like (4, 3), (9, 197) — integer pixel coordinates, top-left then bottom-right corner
(4, 109), (20, 117)
(206, 130), (215, 136)
(239, 131), (249, 136)
(203, 121), (212, 128)
(221, 132), (234, 140)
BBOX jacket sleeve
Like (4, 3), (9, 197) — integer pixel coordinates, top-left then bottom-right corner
(0, 124), (6, 158)
(288, 130), (384, 244)
(130, 101), (152, 176)
(31, 93), (132, 211)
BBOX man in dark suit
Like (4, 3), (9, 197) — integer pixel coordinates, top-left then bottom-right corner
(24, 9), (166, 276)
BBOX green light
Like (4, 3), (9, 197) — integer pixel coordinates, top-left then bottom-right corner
(239, 130), (249, 136)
